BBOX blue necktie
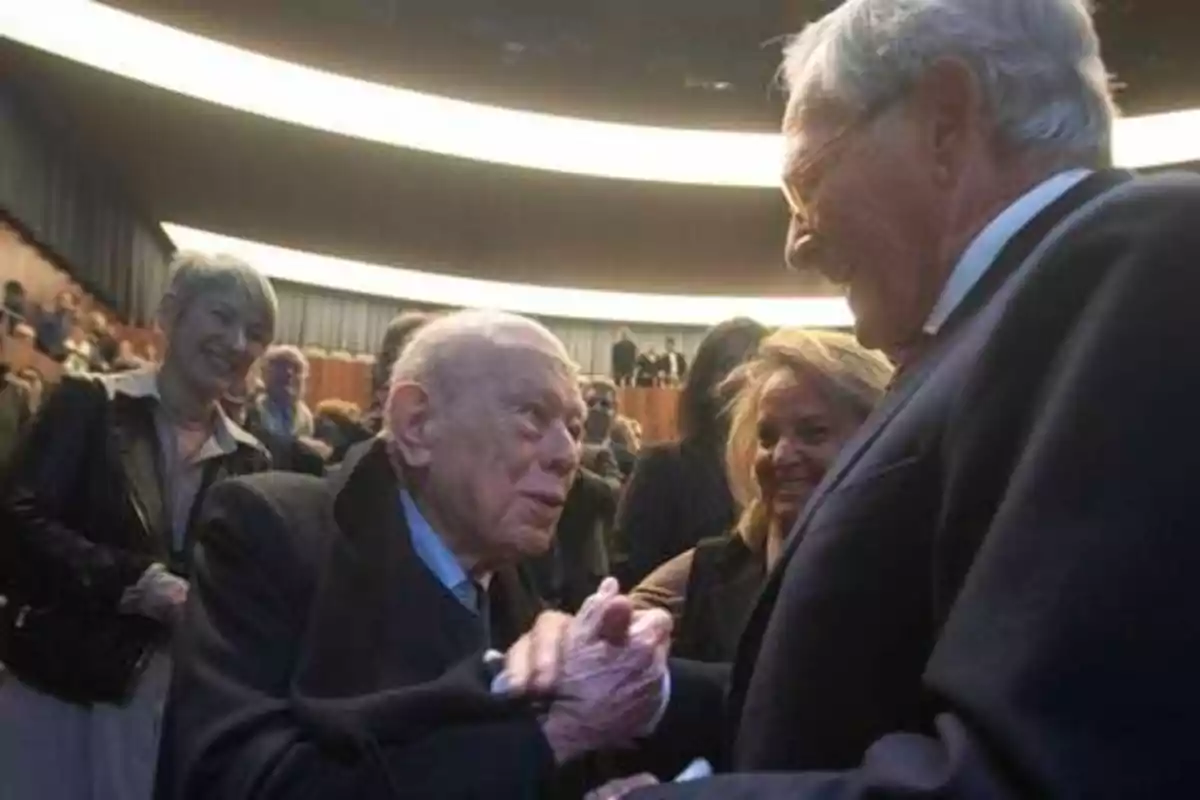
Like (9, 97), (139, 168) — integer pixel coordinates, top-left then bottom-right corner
(456, 579), (491, 646)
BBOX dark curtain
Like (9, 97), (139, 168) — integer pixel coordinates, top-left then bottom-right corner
(271, 279), (713, 374)
(0, 82), (172, 325)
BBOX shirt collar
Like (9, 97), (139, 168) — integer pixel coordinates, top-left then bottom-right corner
(108, 367), (263, 455)
(923, 168), (1092, 335)
(401, 489), (468, 591)
(400, 489), (492, 609)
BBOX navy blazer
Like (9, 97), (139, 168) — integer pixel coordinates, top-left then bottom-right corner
(638, 172), (1200, 798)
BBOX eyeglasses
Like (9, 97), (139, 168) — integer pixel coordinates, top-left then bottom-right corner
(781, 102), (894, 271)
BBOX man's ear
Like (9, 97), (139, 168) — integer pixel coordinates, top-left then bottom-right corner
(910, 57), (983, 187)
(387, 382), (435, 468)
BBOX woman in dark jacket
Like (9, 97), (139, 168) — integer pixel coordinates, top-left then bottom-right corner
(631, 329), (893, 662)
(0, 251), (276, 800)
(614, 318), (769, 587)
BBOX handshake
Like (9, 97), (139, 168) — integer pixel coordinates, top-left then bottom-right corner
(498, 578), (673, 766)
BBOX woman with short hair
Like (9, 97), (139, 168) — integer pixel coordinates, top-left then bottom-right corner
(631, 328), (893, 662)
(0, 251), (277, 800)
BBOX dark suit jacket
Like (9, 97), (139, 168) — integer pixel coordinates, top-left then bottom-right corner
(656, 352), (688, 382)
(638, 172), (1200, 798)
(156, 440), (557, 800)
(616, 440), (736, 587)
(612, 339), (638, 377)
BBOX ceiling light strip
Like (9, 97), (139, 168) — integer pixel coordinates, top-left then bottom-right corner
(162, 224), (854, 328)
(3, 1), (1198, 186)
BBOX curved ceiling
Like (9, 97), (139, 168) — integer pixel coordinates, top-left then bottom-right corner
(6, 2), (1198, 186)
(101, 0), (1200, 130)
(0, 23), (820, 299)
(1, 1), (1198, 313)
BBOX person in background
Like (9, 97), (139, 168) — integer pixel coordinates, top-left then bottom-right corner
(529, 463), (618, 613)
(0, 335), (32, 477)
(656, 338), (687, 387)
(14, 366), (43, 415)
(632, 329), (892, 662)
(611, 327), (638, 387)
(312, 398), (364, 460)
(155, 310), (666, 799)
(612, 416), (641, 452)
(0, 251), (274, 800)
(615, 318), (769, 587)
(580, 379), (633, 479)
(34, 288), (77, 362)
(3, 279), (27, 333)
(366, 310), (436, 434)
(634, 345), (660, 387)
(251, 345), (314, 439)
(62, 322), (94, 375)
(324, 311), (438, 464)
(88, 311), (121, 372)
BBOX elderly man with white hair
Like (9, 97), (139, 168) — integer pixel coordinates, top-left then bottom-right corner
(504, 1), (1200, 798)
(155, 309), (673, 799)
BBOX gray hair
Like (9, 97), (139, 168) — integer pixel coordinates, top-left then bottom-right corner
(163, 250), (278, 337)
(263, 344), (310, 377)
(781, 0), (1116, 166)
(386, 309), (577, 431)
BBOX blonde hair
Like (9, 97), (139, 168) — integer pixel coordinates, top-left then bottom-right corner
(724, 328), (893, 551)
(315, 399), (362, 426)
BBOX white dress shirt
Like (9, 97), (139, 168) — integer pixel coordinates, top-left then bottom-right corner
(923, 169), (1093, 334)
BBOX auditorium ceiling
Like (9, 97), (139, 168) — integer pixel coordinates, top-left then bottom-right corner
(100, 0), (1200, 128)
(1, 0), (1197, 299)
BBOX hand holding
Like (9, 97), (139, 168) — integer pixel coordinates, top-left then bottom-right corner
(538, 580), (673, 762)
(119, 563), (189, 626)
(505, 577), (635, 696)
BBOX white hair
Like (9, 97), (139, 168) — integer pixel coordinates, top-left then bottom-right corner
(164, 250), (278, 333)
(781, 0), (1116, 165)
(263, 344), (310, 377)
(385, 309), (576, 430)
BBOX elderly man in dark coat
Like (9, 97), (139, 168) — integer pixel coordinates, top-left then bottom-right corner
(504, 1), (1200, 798)
(156, 310), (672, 799)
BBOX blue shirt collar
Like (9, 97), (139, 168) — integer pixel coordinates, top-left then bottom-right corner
(923, 168), (1092, 335)
(400, 490), (483, 611)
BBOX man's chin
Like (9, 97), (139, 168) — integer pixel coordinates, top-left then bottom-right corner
(515, 527), (557, 557)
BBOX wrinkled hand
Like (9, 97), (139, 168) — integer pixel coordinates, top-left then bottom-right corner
(119, 563), (189, 627)
(505, 579), (673, 763)
(505, 578), (635, 694)
(585, 774), (659, 800)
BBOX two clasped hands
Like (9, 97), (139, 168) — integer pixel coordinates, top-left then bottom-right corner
(498, 578), (672, 798)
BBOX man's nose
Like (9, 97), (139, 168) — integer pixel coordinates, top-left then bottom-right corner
(785, 216), (814, 273)
(229, 325), (248, 352)
(544, 422), (581, 475)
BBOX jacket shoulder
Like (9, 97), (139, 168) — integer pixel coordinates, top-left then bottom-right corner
(198, 472), (335, 596)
